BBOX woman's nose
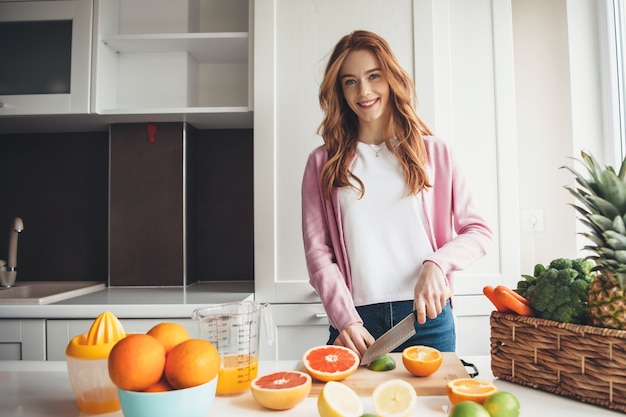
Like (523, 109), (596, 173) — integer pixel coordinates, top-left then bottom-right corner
(358, 81), (370, 95)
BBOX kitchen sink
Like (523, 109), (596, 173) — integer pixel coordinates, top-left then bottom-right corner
(0, 281), (106, 304)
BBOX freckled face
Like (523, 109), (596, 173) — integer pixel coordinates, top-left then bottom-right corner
(339, 49), (390, 126)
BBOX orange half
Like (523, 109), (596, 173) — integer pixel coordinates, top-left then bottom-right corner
(446, 378), (498, 405)
(401, 345), (442, 377)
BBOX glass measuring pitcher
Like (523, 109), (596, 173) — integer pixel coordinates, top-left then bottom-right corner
(192, 301), (273, 395)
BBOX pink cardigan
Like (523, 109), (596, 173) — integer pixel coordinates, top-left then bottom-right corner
(301, 136), (493, 331)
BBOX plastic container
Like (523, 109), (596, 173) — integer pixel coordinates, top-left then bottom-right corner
(65, 311), (126, 414)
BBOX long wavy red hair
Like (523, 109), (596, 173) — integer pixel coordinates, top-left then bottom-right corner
(318, 30), (433, 199)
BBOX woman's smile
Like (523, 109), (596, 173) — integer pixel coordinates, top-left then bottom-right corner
(358, 98), (379, 108)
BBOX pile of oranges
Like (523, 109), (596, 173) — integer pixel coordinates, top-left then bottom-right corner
(107, 322), (219, 392)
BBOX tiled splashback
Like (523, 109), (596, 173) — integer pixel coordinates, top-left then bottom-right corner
(0, 123), (253, 286)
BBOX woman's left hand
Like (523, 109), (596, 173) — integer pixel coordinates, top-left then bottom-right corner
(413, 261), (450, 324)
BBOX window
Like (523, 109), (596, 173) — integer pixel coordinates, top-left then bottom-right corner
(605, 0), (626, 162)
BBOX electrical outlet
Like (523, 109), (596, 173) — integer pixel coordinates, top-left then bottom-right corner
(522, 209), (544, 232)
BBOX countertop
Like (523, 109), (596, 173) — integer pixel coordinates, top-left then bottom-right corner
(0, 281), (254, 319)
(0, 356), (623, 417)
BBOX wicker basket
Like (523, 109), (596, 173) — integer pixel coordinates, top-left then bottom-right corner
(490, 311), (626, 413)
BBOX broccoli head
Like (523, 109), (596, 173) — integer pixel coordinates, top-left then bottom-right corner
(520, 258), (594, 324)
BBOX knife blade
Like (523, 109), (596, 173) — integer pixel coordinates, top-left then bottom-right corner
(360, 310), (417, 365)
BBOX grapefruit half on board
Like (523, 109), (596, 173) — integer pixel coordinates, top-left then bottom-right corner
(302, 345), (359, 382)
(250, 371), (312, 410)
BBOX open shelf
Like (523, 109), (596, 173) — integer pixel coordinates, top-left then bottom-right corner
(91, 0), (252, 129)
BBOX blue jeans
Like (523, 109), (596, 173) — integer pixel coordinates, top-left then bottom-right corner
(327, 299), (456, 352)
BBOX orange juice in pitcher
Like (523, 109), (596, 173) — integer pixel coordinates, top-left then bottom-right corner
(192, 302), (272, 395)
(217, 355), (259, 394)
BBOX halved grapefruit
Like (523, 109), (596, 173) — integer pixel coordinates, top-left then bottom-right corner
(250, 371), (311, 410)
(302, 345), (359, 382)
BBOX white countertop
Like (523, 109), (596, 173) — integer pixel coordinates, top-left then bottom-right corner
(0, 281), (254, 319)
(0, 356), (622, 417)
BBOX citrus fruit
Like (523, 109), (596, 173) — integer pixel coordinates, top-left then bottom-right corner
(449, 401), (491, 417)
(164, 339), (219, 389)
(250, 370), (312, 410)
(317, 381), (364, 417)
(371, 379), (417, 417)
(302, 345), (359, 382)
(108, 334), (166, 391)
(446, 378), (498, 405)
(401, 345), (442, 377)
(143, 376), (174, 392)
(483, 391), (520, 417)
(146, 322), (190, 353)
(368, 354), (396, 371)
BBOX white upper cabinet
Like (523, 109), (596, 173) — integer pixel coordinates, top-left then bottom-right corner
(0, 0), (92, 116)
(254, 0), (519, 303)
(91, 0), (252, 129)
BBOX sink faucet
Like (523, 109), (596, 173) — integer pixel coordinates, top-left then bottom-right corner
(0, 217), (24, 288)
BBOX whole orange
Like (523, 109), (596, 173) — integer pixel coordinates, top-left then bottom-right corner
(108, 334), (166, 391)
(164, 339), (219, 389)
(143, 376), (174, 392)
(147, 322), (191, 353)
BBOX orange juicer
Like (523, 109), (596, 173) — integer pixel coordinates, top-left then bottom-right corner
(65, 311), (126, 414)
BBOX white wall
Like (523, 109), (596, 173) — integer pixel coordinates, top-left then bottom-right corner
(512, 0), (606, 274)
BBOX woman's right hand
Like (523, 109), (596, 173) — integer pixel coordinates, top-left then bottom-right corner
(333, 322), (375, 359)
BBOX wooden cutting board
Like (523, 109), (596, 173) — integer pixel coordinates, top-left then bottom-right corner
(306, 352), (470, 396)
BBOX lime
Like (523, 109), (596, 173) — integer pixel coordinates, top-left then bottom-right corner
(361, 414), (378, 417)
(449, 401), (491, 417)
(368, 354), (396, 371)
(483, 392), (520, 417)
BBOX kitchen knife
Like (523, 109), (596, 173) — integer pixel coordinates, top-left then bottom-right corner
(360, 310), (417, 365)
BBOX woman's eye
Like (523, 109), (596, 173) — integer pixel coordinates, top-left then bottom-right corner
(369, 73), (380, 80)
(344, 79), (356, 86)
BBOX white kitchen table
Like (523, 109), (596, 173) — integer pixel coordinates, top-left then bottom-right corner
(0, 357), (622, 416)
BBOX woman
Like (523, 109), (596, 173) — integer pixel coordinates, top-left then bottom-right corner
(301, 30), (492, 358)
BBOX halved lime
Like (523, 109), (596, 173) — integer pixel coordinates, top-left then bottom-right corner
(367, 354), (396, 371)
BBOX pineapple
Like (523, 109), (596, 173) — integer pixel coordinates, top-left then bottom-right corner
(562, 151), (626, 329)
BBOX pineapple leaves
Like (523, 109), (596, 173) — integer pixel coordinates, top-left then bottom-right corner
(605, 230), (626, 250)
(580, 232), (605, 247)
(588, 195), (620, 219)
(614, 215), (626, 235)
(563, 157), (626, 214)
(615, 250), (626, 264)
(564, 151), (626, 288)
(589, 214), (616, 232)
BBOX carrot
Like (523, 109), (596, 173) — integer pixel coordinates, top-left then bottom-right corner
(483, 285), (512, 313)
(493, 286), (534, 316)
(495, 285), (531, 306)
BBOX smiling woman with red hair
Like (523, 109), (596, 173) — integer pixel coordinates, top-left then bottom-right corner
(302, 30), (492, 359)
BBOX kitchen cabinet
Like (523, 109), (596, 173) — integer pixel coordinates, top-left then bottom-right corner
(0, 319), (46, 360)
(0, 0), (92, 117)
(253, 0), (519, 355)
(91, 0), (252, 129)
(260, 304), (330, 361)
(46, 318), (197, 361)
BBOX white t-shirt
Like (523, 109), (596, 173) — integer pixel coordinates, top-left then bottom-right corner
(339, 142), (434, 306)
